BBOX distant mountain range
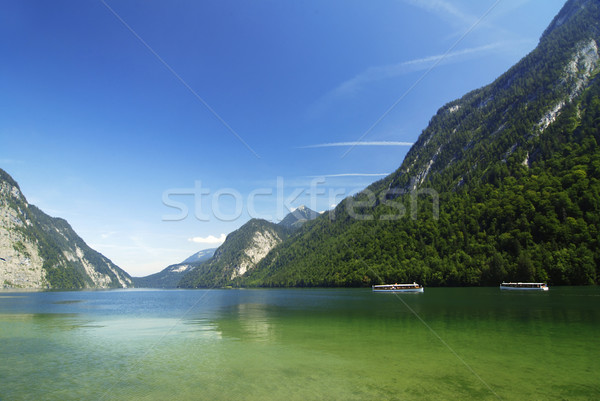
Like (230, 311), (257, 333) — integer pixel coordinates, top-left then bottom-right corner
(132, 248), (217, 288)
(137, 206), (318, 288)
(181, 248), (217, 264)
(0, 168), (132, 289)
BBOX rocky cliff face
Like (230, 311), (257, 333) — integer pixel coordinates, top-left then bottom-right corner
(0, 169), (133, 289)
(393, 34), (599, 195)
(0, 180), (46, 288)
(228, 228), (283, 279)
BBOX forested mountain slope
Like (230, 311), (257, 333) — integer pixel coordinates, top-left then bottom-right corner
(240, 0), (600, 287)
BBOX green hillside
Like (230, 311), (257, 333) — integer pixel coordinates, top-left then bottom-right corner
(240, 0), (600, 287)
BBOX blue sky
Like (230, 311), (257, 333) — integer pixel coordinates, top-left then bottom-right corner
(0, 0), (566, 276)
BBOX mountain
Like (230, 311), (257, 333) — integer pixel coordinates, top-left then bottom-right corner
(152, 207), (318, 288)
(133, 262), (198, 288)
(278, 205), (319, 229)
(0, 168), (133, 289)
(178, 219), (291, 288)
(240, 0), (600, 287)
(133, 248), (217, 288)
(181, 248), (217, 264)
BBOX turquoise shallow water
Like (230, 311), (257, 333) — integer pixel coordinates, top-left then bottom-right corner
(0, 287), (598, 400)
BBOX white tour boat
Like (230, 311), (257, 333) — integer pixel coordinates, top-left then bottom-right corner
(372, 282), (424, 293)
(500, 282), (549, 291)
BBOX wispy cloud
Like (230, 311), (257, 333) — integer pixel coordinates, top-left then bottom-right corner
(0, 159), (24, 165)
(338, 0), (503, 160)
(308, 173), (390, 178)
(301, 141), (414, 149)
(402, 0), (477, 27)
(403, 0), (530, 38)
(333, 43), (503, 98)
(188, 234), (226, 244)
(309, 41), (506, 118)
(91, 243), (188, 254)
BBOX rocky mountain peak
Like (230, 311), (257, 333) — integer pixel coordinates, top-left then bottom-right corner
(279, 205), (319, 229)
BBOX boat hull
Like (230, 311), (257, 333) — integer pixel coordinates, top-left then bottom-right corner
(500, 285), (548, 291)
(373, 288), (424, 293)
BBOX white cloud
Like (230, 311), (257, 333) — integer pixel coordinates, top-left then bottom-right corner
(100, 231), (118, 239)
(301, 141), (414, 148)
(188, 234), (226, 244)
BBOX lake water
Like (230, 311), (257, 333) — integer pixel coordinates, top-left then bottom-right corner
(0, 287), (598, 400)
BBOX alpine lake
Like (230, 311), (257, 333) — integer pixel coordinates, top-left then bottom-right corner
(0, 287), (598, 400)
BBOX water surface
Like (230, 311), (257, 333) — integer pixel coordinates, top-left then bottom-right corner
(0, 287), (598, 400)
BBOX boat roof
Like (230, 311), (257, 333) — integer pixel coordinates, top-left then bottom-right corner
(373, 283), (420, 287)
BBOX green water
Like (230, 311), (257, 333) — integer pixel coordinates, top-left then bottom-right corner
(0, 287), (598, 400)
